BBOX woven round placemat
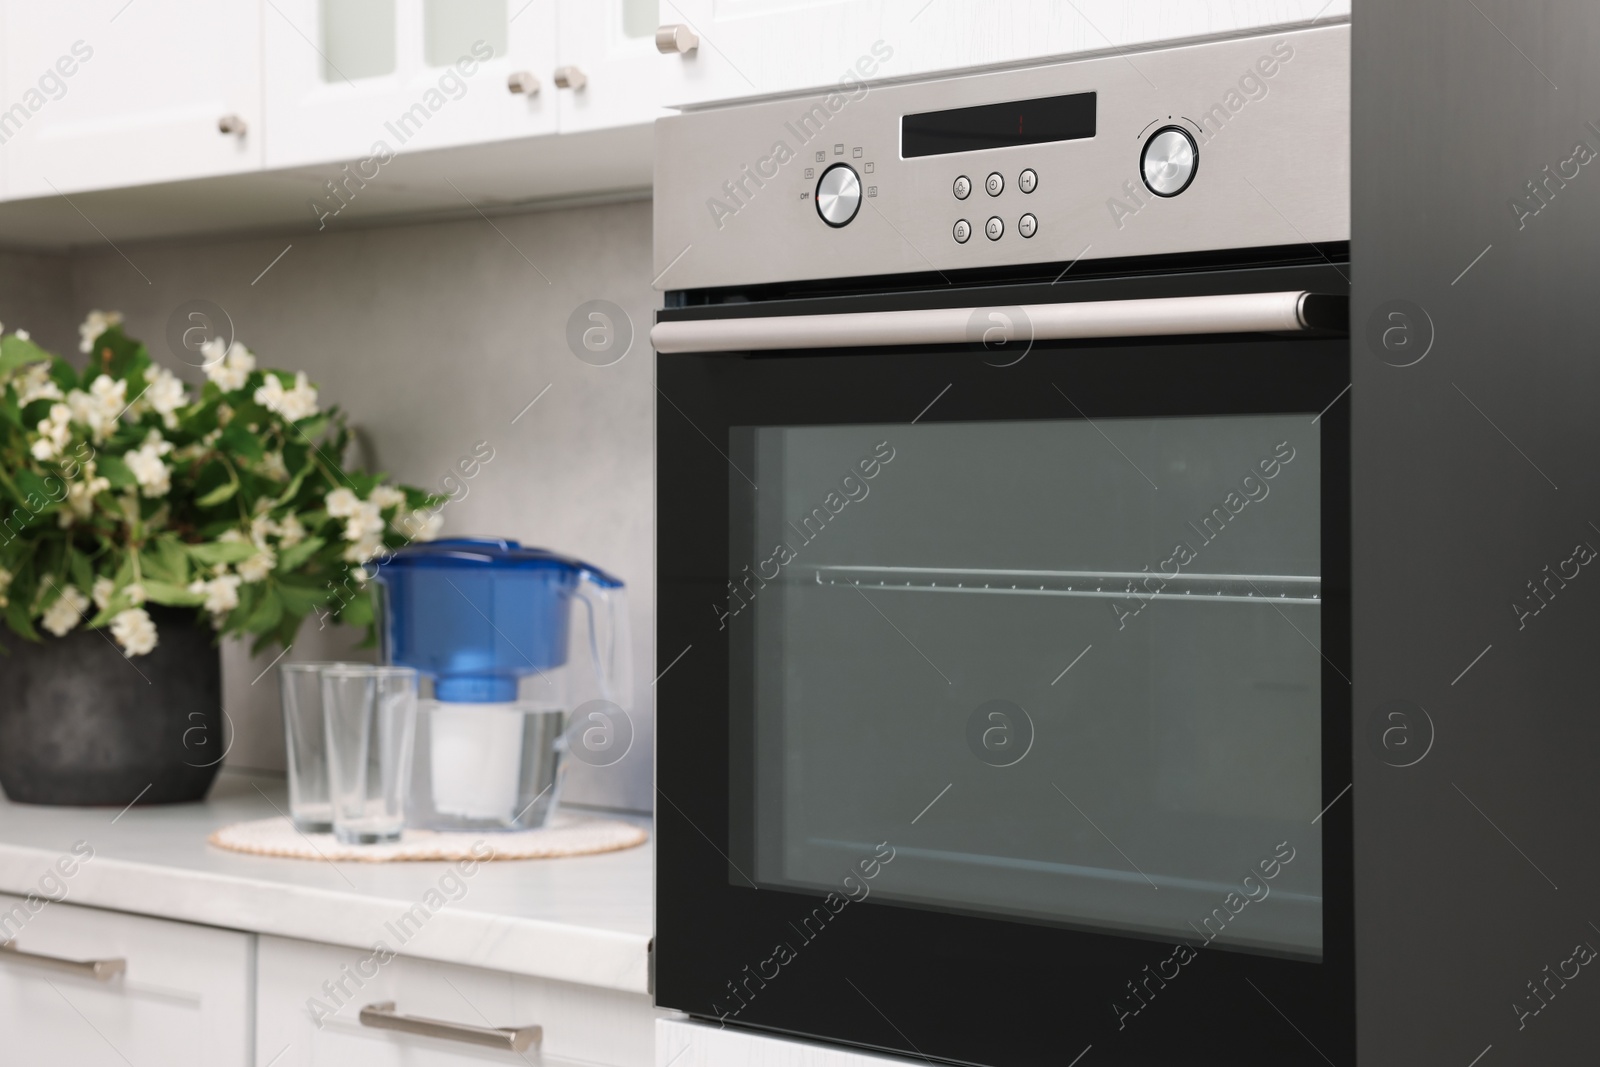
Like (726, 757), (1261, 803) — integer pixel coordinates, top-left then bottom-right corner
(209, 813), (647, 862)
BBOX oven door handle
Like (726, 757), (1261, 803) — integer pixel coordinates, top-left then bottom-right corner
(651, 291), (1342, 353)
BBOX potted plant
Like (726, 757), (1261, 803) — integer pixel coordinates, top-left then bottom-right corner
(0, 311), (441, 805)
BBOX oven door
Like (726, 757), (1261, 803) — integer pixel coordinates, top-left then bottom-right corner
(655, 265), (1352, 1067)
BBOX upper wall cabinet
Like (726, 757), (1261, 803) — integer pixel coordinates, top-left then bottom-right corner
(654, 0), (1350, 108)
(0, 0), (263, 198)
(554, 0), (669, 133)
(263, 0), (559, 169)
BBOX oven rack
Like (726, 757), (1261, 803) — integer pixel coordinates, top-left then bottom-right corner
(812, 565), (1320, 605)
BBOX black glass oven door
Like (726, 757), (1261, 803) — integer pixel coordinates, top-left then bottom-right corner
(656, 280), (1351, 1067)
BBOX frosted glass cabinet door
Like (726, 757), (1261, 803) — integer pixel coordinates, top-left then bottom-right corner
(263, 0), (559, 169)
(657, 0), (1351, 108)
(0, 0), (263, 198)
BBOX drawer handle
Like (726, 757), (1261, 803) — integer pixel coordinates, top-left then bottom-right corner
(0, 940), (126, 981)
(358, 1001), (541, 1053)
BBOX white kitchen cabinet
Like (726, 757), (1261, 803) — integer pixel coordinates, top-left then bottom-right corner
(554, 0), (670, 133)
(659, 1018), (919, 1067)
(257, 934), (657, 1067)
(655, 0), (1350, 108)
(0, 893), (252, 1067)
(263, 0), (559, 170)
(0, 0), (263, 197)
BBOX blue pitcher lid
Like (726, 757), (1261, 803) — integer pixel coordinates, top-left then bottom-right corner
(375, 538), (623, 588)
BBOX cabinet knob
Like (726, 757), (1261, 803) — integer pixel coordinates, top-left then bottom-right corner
(217, 114), (247, 137)
(506, 70), (540, 94)
(655, 23), (700, 54)
(553, 65), (587, 91)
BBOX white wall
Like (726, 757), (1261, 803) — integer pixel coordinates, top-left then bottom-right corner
(52, 198), (656, 812)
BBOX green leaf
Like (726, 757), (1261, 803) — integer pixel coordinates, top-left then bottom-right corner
(14, 469), (58, 513)
(140, 580), (204, 607)
(274, 536), (325, 574)
(244, 588), (283, 634)
(97, 454), (137, 490)
(0, 335), (51, 376)
(188, 541), (257, 565)
(195, 481), (239, 507)
(67, 548), (92, 592)
(276, 579), (327, 615)
(340, 587), (374, 628)
(294, 415), (329, 442)
(220, 421), (265, 462)
(150, 536), (190, 585)
(4, 597), (39, 641)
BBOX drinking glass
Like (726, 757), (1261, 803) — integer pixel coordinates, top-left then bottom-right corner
(279, 662), (363, 833)
(322, 665), (419, 844)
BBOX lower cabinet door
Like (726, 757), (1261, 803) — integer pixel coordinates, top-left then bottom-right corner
(0, 893), (253, 1066)
(257, 935), (656, 1066)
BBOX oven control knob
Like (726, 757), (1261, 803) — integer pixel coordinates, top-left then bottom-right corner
(1140, 126), (1198, 197)
(815, 163), (862, 227)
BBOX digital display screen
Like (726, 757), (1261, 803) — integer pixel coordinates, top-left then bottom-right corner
(901, 92), (1096, 158)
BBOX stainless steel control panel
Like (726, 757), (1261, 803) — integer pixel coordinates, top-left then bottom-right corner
(653, 23), (1348, 291)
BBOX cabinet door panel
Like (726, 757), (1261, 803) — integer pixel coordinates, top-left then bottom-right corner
(659, 0), (1350, 108)
(256, 934), (657, 1067)
(263, 0), (559, 169)
(0, 0), (263, 197)
(555, 0), (665, 133)
(0, 893), (252, 1067)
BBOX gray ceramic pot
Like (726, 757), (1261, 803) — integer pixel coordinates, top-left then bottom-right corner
(0, 606), (224, 806)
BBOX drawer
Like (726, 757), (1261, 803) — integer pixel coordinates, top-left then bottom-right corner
(0, 892), (252, 1067)
(257, 935), (656, 1066)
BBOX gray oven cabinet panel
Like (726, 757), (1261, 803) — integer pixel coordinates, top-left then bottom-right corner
(1353, 1), (1600, 1064)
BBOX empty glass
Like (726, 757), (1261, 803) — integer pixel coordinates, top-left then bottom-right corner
(280, 662), (364, 833)
(322, 666), (418, 845)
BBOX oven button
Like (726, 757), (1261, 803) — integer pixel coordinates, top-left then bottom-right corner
(1018, 168), (1038, 193)
(1140, 126), (1199, 197)
(953, 175), (971, 199)
(985, 172), (1004, 196)
(985, 216), (1004, 240)
(815, 163), (862, 226)
(953, 219), (972, 243)
(1018, 213), (1037, 238)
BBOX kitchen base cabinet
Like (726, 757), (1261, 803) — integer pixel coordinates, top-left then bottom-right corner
(257, 934), (656, 1066)
(0, 893), (253, 1067)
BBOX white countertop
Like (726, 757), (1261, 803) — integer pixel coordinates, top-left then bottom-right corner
(0, 770), (653, 994)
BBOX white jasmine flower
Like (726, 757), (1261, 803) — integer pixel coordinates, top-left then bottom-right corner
(41, 585), (90, 637)
(343, 500), (384, 545)
(249, 514), (278, 549)
(0, 567), (12, 609)
(219, 528), (245, 544)
(30, 402), (73, 461)
(59, 468), (112, 527)
(140, 365), (189, 428)
(66, 374), (128, 443)
(126, 583), (146, 606)
(202, 341), (255, 392)
(15, 363), (62, 405)
(370, 485), (406, 511)
(188, 573), (242, 616)
(78, 310), (123, 354)
(92, 576), (116, 610)
(110, 607), (158, 657)
(125, 431), (174, 498)
(276, 514), (306, 548)
(254, 371), (319, 422)
(238, 549), (276, 584)
(343, 534), (384, 564)
(403, 509), (444, 542)
(258, 450), (289, 482)
(324, 487), (360, 517)
(14, 329), (29, 341)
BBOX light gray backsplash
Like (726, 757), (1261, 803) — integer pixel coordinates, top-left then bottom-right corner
(55, 199), (656, 813)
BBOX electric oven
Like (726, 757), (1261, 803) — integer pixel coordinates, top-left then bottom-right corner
(654, 23), (1352, 1066)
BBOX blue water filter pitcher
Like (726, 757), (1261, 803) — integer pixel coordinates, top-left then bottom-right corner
(373, 538), (629, 830)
